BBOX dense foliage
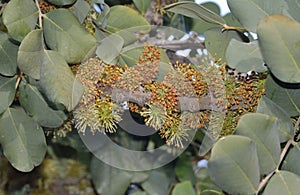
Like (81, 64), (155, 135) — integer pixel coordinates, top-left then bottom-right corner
(0, 0), (299, 194)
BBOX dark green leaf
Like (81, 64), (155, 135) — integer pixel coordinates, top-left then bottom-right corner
(17, 29), (43, 80)
(281, 143), (300, 176)
(172, 181), (196, 195)
(2, 0), (38, 42)
(0, 75), (17, 114)
(19, 81), (67, 128)
(98, 5), (149, 33)
(285, 0), (300, 23)
(0, 108), (47, 172)
(257, 97), (294, 142)
(163, 1), (225, 26)
(226, 39), (266, 72)
(175, 154), (196, 184)
(263, 171), (300, 195)
(71, 0), (91, 24)
(38, 50), (84, 111)
(0, 31), (18, 76)
(234, 113), (281, 176)
(90, 156), (133, 195)
(265, 76), (300, 117)
(46, 0), (76, 6)
(204, 27), (243, 63)
(43, 9), (97, 64)
(257, 15), (300, 83)
(133, 0), (151, 14)
(227, 0), (285, 32)
(208, 135), (260, 194)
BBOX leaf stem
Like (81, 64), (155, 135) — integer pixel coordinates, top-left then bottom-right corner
(35, 0), (44, 29)
(256, 116), (300, 194)
(222, 24), (247, 32)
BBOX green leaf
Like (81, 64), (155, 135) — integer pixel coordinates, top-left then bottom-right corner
(91, 156), (133, 195)
(207, 135), (260, 194)
(234, 113), (281, 176)
(226, 39), (267, 72)
(281, 143), (300, 176)
(17, 29), (43, 80)
(141, 169), (171, 195)
(265, 76), (300, 117)
(71, 0), (91, 24)
(257, 97), (294, 143)
(19, 81), (67, 128)
(227, 0), (285, 32)
(43, 9), (97, 64)
(133, 0), (151, 14)
(98, 5), (149, 33)
(2, 0), (38, 42)
(175, 154), (196, 184)
(0, 108), (47, 172)
(285, 0), (300, 23)
(172, 181), (196, 195)
(0, 75), (17, 114)
(204, 27), (243, 63)
(96, 33), (124, 64)
(0, 31), (18, 76)
(163, 1), (225, 26)
(38, 50), (84, 111)
(263, 171), (300, 195)
(46, 0), (76, 6)
(257, 15), (300, 83)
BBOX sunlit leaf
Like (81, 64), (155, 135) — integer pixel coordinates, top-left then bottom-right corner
(2, 0), (38, 42)
(91, 156), (133, 195)
(208, 135), (260, 194)
(71, 0), (91, 24)
(234, 113), (281, 176)
(163, 1), (225, 26)
(285, 0), (300, 22)
(17, 29), (43, 80)
(19, 81), (67, 128)
(172, 181), (196, 195)
(43, 9), (97, 64)
(227, 0), (285, 32)
(204, 27), (244, 63)
(38, 50), (84, 111)
(0, 31), (18, 76)
(257, 97), (294, 143)
(265, 76), (300, 117)
(226, 39), (266, 72)
(0, 108), (46, 172)
(281, 143), (300, 176)
(257, 15), (300, 83)
(263, 171), (300, 195)
(133, 0), (151, 14)
(46, 0), (76, 6)
(0, 75), (17, 114)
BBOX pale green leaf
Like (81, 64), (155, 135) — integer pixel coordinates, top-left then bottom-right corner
(38, 50), (84, 111)
(46, 0), (76, 6)
(19, 81), (67, 128)
(234, 113), (281, 175)
(0, 31), (18, 76)
(226, 39), (266, 72)
(17, 29), (43, 80)
(0, 108), (46, 172)
(263, 171), (300, 195)
(0, 75), (17, 114)
(172, 181), (196, 195)
(2, 0), (38, 42)
(281, 143), (300, 176)
(257, 15), (300, 83)
(285, 0), (300, 22)
(141, 170), (171, 195)
(227, 0), (285, 32)
(163, 1), (225, 26)
(133, 0), (151, 14)
(43, 9), (97, 64)
(71, 0), (91, 24)
(208, 135), (260, 194)
(265, 76), (300, 117)
(257, 97), (294, 143)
